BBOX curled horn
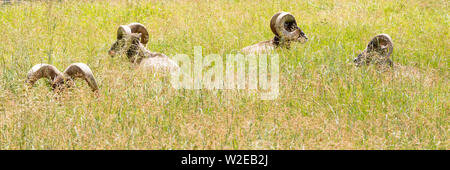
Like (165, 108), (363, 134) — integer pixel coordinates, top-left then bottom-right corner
(116, 23), (149, 45)
(367, 34), (394, 58)
(117, 25), (132, 40)
(26, 64), (64, 89)
(127, 23), (149, 45)
(270, 12), (300, 40)
(63, 63), (99, 92)
(270, 12), (283, 37)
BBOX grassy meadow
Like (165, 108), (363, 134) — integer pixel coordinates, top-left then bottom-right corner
(0, 0), (448, 149)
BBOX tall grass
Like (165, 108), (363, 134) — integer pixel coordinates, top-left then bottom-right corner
(0, 0), (448, 149)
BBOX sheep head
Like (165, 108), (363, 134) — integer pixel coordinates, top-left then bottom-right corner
(354, 34), (394, 67)
(270, 12), (308, 45)
(109, 33), (143, 59)
(26, 63), (99, 92)
(109, 23), (149, 58)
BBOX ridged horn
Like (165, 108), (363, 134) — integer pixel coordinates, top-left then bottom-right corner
(63, 63), (99, 92)
(26, 64), (64, 88)
(367, 34), (394, 58)
(117, 25), (132, 40)
(270, 12), (300, 40)
(127, 23), (149, 45)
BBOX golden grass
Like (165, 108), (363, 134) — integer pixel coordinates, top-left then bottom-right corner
(0, 0), (448, 149)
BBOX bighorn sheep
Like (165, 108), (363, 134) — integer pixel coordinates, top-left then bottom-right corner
(26, 63), (99, 92)
(354, 34), (394, 67)
(108, 23), (179, 72)
(241, 12), (308, 54)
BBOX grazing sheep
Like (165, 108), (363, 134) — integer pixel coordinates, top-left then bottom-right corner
(26, 63), (99, 92)
(354, 34), (394, 67)
(241, 12), (308, 54)
(108, 23), (179, 72)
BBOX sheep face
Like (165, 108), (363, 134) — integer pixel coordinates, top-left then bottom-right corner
(51, 76), (66, 90)
(294, 28), (308, 44)
(126, 33), (143, 59)
(284, 23), (308, 44)
(108, 33), (141, 58)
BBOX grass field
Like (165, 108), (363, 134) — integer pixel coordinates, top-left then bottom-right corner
(0, 0), (448, 149)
